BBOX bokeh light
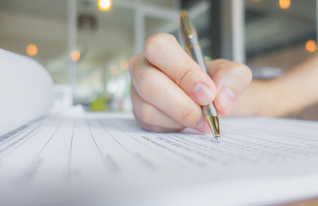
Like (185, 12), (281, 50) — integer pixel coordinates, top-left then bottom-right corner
(120, 60), (129, 70)
(26, 44), (38, 56)
(70, 50), (81, 61)
(110, 65), (119, 75)
(305, 40), (317, 53)
(97, 0), (112, 11)
(279, 0), (290, 9)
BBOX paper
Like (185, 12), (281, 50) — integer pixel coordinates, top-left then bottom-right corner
(0, 49), (54, 136)
(0, 114), (318, 205)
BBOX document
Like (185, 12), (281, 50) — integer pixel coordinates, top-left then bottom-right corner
(0, 114), (317, 205)
(0, 49), (54, 136)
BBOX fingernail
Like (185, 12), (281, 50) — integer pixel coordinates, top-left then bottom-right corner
(195, 119), (210, 133)
(193, 82), (215, 105)
(217, 87), (236, 109)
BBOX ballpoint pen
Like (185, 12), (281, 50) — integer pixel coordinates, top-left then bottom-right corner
(179, 10), (221, 142)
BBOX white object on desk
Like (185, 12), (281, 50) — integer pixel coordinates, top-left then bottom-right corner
(0, 49), (53, 135)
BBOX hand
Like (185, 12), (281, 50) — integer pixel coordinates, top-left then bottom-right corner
(129, 33), (252, 133)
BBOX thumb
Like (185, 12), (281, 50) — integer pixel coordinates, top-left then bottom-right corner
(206, 59), (252, 116)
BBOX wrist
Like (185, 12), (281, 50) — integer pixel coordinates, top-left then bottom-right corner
(261, 77), (290, 117)
(230, 80), (275, 116)
(253, 80), (277, 116)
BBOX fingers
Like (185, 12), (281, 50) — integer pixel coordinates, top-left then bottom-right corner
(144, 33), (216, 106)
(129, 33), (252, 133)
(206, 59), (252, 116)
(129, 52), (210, 132)
(131, 85), (184, 132)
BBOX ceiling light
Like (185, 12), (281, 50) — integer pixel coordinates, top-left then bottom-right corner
(98, 0), (112, 11)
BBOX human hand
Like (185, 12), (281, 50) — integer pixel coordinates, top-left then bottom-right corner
(129, 33), (252, 133)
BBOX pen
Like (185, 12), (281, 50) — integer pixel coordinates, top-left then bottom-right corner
(179, 10), (221, 142)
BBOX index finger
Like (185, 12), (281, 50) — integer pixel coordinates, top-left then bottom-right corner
(144, 33), (217, 106)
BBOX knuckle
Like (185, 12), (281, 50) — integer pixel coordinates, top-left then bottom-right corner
(147, 33), (175, 45)
(145, 33), (176, 59)
(175, 67), (196, 85)
(179, 106), (200, 127)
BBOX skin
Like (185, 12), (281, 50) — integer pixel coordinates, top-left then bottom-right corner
(231, 54), (318, 117)
(129, 33), (318, 133)
(129, 33), (252, 133)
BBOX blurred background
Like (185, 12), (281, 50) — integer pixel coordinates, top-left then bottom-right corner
(0, 0), (317, 118)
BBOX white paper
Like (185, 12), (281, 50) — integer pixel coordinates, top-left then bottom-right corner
(0, 114), (317, 205)
(0, 49), (54, 136)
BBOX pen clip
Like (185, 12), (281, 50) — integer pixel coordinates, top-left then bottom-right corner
(180, 10), (193, 39)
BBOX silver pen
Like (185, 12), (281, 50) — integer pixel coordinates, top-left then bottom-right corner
(179, 10), (221, 142)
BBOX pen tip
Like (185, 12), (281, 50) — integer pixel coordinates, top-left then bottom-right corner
(206, 115), (221, 141)
(216, 136), (221, 143)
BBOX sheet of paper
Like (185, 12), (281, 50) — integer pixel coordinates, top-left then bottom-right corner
(0, 49), (54, 136)
(0, 114), (317, 205)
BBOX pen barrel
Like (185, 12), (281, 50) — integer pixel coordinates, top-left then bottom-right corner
(188, 43), (218, 116)
(188, 45), (207, 73)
